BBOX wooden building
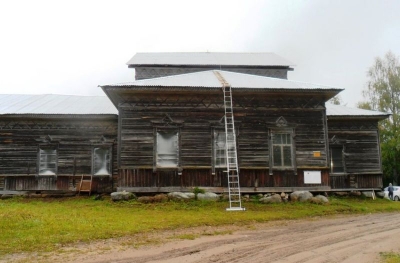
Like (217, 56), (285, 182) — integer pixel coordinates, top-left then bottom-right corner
(0, 95), (118, 193)
(326, 104), (387, 189)
(0, 53), (390, 194)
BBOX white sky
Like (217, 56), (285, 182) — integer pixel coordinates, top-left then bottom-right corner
(1, 0), (399, 107)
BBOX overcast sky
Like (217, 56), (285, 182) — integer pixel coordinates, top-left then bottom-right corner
(1, 0), (399, 107)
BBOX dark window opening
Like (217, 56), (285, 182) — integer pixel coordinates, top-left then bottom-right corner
(330, 147), (344, 173)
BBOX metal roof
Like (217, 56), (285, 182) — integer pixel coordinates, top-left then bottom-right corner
(127, 52), (294, 67)
(0, 94), (389, 119)
(0, 94), (118, 115)
(326, 103), (390, 118)
(102, 70), (340, 91)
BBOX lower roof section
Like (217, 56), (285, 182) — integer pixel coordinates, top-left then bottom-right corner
(0, 94), (117, 115)
(0, 94), (389, 120)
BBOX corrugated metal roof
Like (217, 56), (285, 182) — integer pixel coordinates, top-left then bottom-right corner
(127, 52), (294, 67)
(326, 103), (390, 118)
(0, 94), (389, 119)
(0, 94), (118, 115)
(102, 70), (340, 91)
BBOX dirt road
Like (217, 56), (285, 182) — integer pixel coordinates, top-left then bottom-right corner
(4, 213), (400, 263)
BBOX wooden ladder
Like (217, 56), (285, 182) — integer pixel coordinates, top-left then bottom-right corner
(78, 174), (93, 196)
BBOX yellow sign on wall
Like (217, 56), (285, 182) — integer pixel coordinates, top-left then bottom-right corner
(313, 151), (321, 157)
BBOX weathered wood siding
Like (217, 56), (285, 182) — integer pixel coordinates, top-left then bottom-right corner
(0, 116), (118, 192)
(330, 174), (382, 189)
(117, 90), (329, 190)
(327, 119), (383, 188)
(135, 67), (289, 80)
(118, 168), (330, 192)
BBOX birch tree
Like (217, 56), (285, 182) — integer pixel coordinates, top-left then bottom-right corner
(358, 51), (400, 184)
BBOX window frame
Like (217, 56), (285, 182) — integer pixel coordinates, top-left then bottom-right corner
(212, 129), (227, 169)
(37, 146), (58, 176)
(330, 145), (345, 174)
(154, 128), (180, 169)
(268, 127), (296, 174)
(92, 146), (112, 176)
(272, 133), (293, 168)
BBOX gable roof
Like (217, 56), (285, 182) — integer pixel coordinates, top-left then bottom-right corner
(127, 52), (294, 67)
(0, 94), (117, 115)
(326, 103), (390, 120)
(101, 70), (341, 91)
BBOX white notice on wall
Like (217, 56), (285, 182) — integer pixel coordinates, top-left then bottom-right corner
(304, 171), (321, 184)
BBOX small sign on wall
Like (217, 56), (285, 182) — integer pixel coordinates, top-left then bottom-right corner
(304, 170), (321, 184)
(313, 151), (321, 157)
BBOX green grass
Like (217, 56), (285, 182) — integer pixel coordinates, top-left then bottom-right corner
(1, 195), (400, 256)
(380, 252), (400, 263)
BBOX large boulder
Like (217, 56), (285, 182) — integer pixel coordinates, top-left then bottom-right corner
(290, 191), (313, 202)
(310, 195), (329, 203)
(167, 192), (194, 200)
(137, 196), (154, 203)
(110, 191), (136, 201)
(137, 194), (169, 203)
(186, 193), (196, 199)
(153, 194), (168, 202)
(260, 194), (282, 204)
(350, 191), (362, 196)
(197, 192), (219, 201)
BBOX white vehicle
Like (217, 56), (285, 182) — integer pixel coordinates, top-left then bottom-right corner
(383, 186), (400, 201)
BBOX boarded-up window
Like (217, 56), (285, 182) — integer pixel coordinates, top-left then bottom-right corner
(156, 130), (179, 168)
(330, 147), (344, 173)
(38, 148), (57, 175)
(213, 130), (227, 168)
(272, 133), (293, 168)
(93, 148), (111, 175)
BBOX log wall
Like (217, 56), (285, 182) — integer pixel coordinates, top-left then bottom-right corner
(117, 90), (330, 190)
(327, 119), (383, 188)
(0, 116), (118, 192)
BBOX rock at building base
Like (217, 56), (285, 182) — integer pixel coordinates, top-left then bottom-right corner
(167, 192), (195, 200)
(110, 191), (136, 201)
(259, 194), (282, 204)
(290, 191), (313, 202)
(310, 195), (329, 204)
(197, 192), (219, 201)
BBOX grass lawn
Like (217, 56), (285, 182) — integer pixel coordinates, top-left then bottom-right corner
(1, 195), (400, 257)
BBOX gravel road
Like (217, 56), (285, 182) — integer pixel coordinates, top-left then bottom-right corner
(4, 213), (400, 263)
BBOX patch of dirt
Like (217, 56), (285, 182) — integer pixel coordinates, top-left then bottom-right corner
(3, 213), (400, 263)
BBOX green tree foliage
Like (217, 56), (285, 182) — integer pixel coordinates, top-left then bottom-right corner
(328, 95), (343, 105)
(358, 51), (400, 184)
